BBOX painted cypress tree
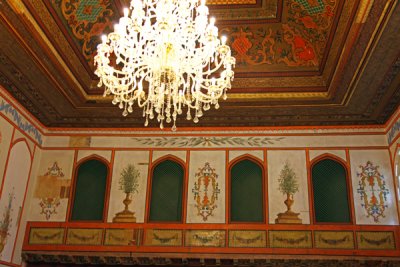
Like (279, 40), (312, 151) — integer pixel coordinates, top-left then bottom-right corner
(113, 164), (140, 222)
(119, 164), (140, 194)
(278, 161), (299, 196)
(275, 161), (302, 223)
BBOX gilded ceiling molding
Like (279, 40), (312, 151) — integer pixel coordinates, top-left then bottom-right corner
(340, 0), (398, 106)
(356, 0), (375, 23)
(210, 0), (279, 21)
(207, 0), (257, 4)
(18, 0), (94, 99)
(228, 92), (328, 100)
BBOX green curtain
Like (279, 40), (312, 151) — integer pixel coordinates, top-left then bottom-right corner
(230, 159), (263, 222)
(71, 159), (108, 221)
(312, 159), (351, 223)
(149, 160), (183, 222)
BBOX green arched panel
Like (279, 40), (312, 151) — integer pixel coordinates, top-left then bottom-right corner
(312, 159), (351, 223)
(149, 160), (184, 222)
(230, 159), (264, 222)
(71, 159), (108, 221)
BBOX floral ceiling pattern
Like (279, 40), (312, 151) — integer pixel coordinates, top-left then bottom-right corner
(47, 0), (339, 71)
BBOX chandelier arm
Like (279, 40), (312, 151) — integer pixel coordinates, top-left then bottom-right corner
(102, 65), (149, 96)
(202, 59), (225, 76)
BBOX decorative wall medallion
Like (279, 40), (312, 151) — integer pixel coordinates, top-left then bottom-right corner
(356, 161), (389, 223)
(34, 162), (71, 220)
(29, 228), (64, 245)
(0, 190), (14, 253)
(192, 162), (220, 221)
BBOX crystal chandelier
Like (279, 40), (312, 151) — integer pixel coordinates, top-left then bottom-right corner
(94, 0), (235, 131)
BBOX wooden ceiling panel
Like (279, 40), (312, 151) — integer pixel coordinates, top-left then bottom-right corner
(0, 0), (399, 129)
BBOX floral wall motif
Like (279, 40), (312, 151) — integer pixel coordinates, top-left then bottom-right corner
(268, 150), (310, 224)
(0, 142), (31, 262)
(192, 162), (221, 221)
(275, 161), (302, 224)
(269, 230), (312, 248)
(350, 150), (399, 225)
(33, 162), (71, 221)
(187, 151), (226, 223)
(229, 230), (266, 248)
(89, 134), (385, 149)
(356, 231), (396, 250)
(356, 161), (390, 223)
(29, 151), (75, 222)
(0, 189), (14, 256)
(131, 136), (284, 148)
(185, 230), (225, 247)
(112, 163), (140, 223)
(107, 151), (149, 223)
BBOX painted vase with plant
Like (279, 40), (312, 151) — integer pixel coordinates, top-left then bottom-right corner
(275, 161), (302, 224)
(113, 164), (140, 222)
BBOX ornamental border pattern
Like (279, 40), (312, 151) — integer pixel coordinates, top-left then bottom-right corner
(27, 227), (397, 251)
(131, 136), (285, 148)
(0, 97), (43, 145)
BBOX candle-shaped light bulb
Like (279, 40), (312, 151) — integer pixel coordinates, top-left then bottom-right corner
(101, 34), (107, 43)
(201, 0), (206, 6)
(134, 0), (142, 10)
(123, 7), (129, 17)
(210, 17), (215, 26)
(221, 35), (227, 45)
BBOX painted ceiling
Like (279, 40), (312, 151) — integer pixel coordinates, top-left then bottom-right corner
(0, 0), (399, 128)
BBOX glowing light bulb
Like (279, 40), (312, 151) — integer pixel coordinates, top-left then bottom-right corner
(221, 35), (227, 45)
(210, 17), (215, 25)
